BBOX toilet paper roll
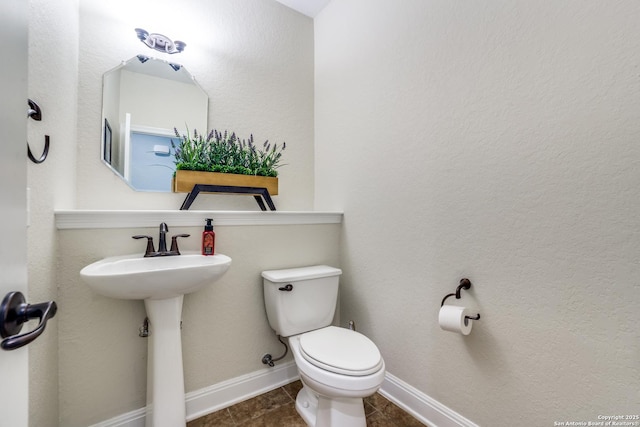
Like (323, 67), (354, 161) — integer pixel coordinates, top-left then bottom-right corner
(438, 305), (473, 335)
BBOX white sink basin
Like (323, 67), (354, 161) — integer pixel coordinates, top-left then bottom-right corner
(80, 250), (232, 427)
(80, 252), (232, 300)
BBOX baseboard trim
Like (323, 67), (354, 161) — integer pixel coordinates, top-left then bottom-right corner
(89, 408), (145, 427)
(88, 361), (299, 427)
(90, 365), (477, 427)
(379, 372), (479, 427)
(185, 361), (299, 421)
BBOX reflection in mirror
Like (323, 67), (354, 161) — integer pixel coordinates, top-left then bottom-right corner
(101, 55), (208, 192)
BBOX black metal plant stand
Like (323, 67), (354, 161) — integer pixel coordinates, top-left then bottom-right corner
(179, 184), (276, 211)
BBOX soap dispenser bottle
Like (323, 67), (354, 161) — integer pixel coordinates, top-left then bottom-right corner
(202, 218), (215, 255)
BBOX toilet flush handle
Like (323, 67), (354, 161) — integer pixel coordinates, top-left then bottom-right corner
(278, 284), (293, 291)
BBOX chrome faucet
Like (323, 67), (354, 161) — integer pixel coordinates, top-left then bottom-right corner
(133, 223), (190, 257)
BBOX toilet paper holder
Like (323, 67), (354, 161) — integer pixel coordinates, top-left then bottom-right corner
(440, 278), (481, 321)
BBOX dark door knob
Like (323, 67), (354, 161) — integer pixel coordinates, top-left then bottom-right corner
(0, 291), (57, 350)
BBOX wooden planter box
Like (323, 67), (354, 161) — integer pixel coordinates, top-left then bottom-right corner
(172, 170), (279, 195)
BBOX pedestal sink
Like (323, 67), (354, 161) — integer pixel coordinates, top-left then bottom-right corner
(80, 252), (232, 427)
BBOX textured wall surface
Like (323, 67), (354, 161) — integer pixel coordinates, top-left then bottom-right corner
(29, 0), (640, 425)
(27, 1), (315, 425)
(76, 0), (314, 211)
(27, 0), (78, 426)
(315, 0), (640, 425)
(57, 224), (340, 426)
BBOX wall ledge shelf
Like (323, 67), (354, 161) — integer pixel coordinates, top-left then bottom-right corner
(54, 210), (343, 230)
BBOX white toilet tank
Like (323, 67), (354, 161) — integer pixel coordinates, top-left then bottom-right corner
(262, 265), (342, 337)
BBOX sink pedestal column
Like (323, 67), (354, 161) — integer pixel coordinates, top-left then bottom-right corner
(144, 295), (186, 427)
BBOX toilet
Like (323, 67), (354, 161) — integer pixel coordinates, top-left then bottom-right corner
(262, 265), (385, 427)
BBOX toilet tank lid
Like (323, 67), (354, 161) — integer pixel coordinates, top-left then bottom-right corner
(262, 265), (342, 283)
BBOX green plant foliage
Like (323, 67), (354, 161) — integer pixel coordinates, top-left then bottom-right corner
(171, 127), (286, 177)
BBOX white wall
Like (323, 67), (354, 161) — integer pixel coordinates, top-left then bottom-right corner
(26, 1), (317, 425)
(315, 0), (640, 425)
(77, 0), (314, 210)
(27, 0), (78, 426)
(29, 0), (640, 425)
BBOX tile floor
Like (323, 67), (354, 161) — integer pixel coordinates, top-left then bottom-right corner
(187, 380), (426, 427)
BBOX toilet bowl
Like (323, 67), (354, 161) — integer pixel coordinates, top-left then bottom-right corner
(289, 327), (385, 427)
(262, 266), (386, 427)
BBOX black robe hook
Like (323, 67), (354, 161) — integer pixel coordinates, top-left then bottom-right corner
(27, 99), (50, 164)
(27, 135), (50, 164)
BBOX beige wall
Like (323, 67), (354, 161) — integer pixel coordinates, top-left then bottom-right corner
(76, 0), (314, 211)
(57, 223), (340, 426)
(27, 0), (316, 425)
(28, 0), (640, 425)
(315, 0), (640, 425)
(27, 0), (78, 426)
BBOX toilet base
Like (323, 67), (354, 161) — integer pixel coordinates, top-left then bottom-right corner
(295, 384), (366, 427)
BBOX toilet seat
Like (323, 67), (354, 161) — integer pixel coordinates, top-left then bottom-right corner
(299, 326), (383, 376)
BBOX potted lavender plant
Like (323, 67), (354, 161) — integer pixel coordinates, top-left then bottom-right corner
(171, 127), (286, 196)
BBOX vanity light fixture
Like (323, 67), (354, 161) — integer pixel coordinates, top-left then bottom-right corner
(135, 28), (186, 54)
(136, 54), (182, 71)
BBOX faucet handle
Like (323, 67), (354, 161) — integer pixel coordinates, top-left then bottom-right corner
(132, 235), (155, 257)
(170, 234), (190, 254)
